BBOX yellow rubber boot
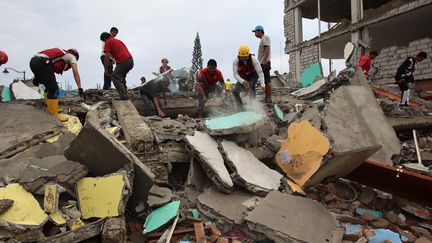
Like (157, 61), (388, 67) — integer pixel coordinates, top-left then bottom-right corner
(46, 98), (68, 122)
(44, 92), (63, 112)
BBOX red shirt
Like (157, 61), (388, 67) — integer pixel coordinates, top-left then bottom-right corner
(356, 54), (372, 77)
(104, 37), (132, 63)
(198, 68), (224, 89)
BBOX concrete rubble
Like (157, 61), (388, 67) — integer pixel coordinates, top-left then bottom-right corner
(1, 58), (432, 242)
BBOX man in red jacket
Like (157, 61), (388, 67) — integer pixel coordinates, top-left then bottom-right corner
(100, 32), (134, 100)
(197, 59), (225, 117)
(356, 50), (378, 82)
(0, 51), (8, 67)
(29, 48), (83, 122)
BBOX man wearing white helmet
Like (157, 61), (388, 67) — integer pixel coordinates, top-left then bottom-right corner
(29, 48), (83, 122)
(232, 44), (265, 110)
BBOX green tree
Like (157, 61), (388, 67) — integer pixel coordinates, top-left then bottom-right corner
(191, 32), (203, 75)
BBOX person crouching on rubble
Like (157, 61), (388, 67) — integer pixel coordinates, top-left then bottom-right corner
(140, 77), (170, 117)
(232, 44), (265, 110)
(0, 51), (8, 67)
(395, 51), (428, 107)
(29, 48), (84, 122)
(197, 59), (225, 118)
(356, 50), (378, 83)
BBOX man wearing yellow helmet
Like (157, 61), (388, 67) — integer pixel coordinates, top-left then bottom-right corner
(232, 44), (265, 110)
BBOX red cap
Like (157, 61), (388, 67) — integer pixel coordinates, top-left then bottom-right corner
(0, 51), (8, 65)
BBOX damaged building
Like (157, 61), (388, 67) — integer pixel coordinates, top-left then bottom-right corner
(284, 0), (432, 83)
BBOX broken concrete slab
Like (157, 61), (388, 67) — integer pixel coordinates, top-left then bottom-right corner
(221, 140), (282, 195)
(300, 62), (322, 88)
(102, 216), (127, 243)
(0, 183), (48, 226)
(185, 131), (233, 192)
(18, 155), (88, 195)
(186, 157), (213, 193)
(205, 112), (266, 136)
(0, 103), (62, 159)
(147, 185), (174, 208)
(64, 110), (155, 207)
(197, 187), (258, 226)
(350, 69), (369, 87)
(0, 199), (13, 214)
(323, 86), (401, 165)
(304, 145), (382, 187)
(292, 78), (327, 98)
(40, 219), (105, 243)
(300, 105), (321, 129)
(112, 100), (155, 153)
(245, 191), (339, 243)
(143, 200), (180, 234)
(44, 184), (65, 214)
(11, 80), (41, 100)
(76, 170), (132, 219)
(276, 120), (331, 187)
(344, 42), (355, 61)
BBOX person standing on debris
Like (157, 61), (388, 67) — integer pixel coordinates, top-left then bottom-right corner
(395, 51), (428, 106)
(0, 51), (8, 67)
(253, 25), (272, 103)
(100, 27), (119, 90)
(196, 59), (225, 117)
(29, 48), (83, 122)
(100, 32), (133, 100)
(232, 44), (265, 110)
(356, 50), (378, 83)
(159, 58), (172, 74)
(140, 78), (170, 117)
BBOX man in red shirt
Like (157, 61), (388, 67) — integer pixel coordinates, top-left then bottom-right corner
(356, 50), (378, 82)
(197, 59), (225, 117)
(100, 32), (134, 100)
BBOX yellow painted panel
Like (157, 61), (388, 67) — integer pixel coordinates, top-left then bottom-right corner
(70, 217), (85, 231)
(76, 174), (125, 219)
(105, 127), (119, 135)
(276, 120), (330, 186)
(50, 211), (66, 226)
(62, 115), (83, 135)
(0, 183), (48, 226)
(287, 179), (306, 196)
(44, 184), (58, 214)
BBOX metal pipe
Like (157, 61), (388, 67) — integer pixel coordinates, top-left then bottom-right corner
(413, 129), (422, 164)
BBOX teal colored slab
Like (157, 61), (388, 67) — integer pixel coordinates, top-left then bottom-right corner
(274, 104), (284, 121)
(205, 111), (264, 130)
(345, 224), (362, 234)
(355, 208), (383, 218)
(143, 200), (180, 234)
(300, 62), (322, 87)
(1, 87), (11, 102)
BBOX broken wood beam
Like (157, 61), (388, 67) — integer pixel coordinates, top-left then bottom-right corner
(194, 221), (207, 243)
(40, 219), (105, 243)
(346, 160), (432, 207)
(112, 100), (155, 153)
(389, 117), (432, 132)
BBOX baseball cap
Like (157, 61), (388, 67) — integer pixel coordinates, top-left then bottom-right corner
(252, 25), (264, 32)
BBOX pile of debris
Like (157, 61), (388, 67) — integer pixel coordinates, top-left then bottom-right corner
(1, 61), (432, 242)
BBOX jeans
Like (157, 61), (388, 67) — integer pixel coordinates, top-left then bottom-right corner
(232, 74), (259, 108)
(112, 57), (133, 99)
(141, 93), (160, 116)
(29, 56), (59, 99)
(100, 56), (113, 90)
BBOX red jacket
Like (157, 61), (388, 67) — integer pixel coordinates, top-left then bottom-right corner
(356, 54), (373, 77)
(104, 37), (132, 63)
(39, 48), (68, 74)
(237, 55), (256, 79)
(198, 68), (224, 89)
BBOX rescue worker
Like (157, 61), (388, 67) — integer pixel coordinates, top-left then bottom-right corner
(395, 51), (428, 106)
(140, 77), (170, 117)
(100, 32), (134, 100)
(197, 59), (225, 117)
(232, 44), (265, 110)
(159, 58), (172, 74)
(253, 25), (272, 103)
(356, 50), (378, 83)
(29, 48), (83, 122)
(0, 51), (8, 67)
(100, 27), (118, 90)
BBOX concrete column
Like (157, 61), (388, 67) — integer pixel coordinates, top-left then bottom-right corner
(293, 7), (302, 44)
(351, 0), (363, 24)
(295, 51), (301, 81)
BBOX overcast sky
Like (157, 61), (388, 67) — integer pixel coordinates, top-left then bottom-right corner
(0, 0), (332, 89)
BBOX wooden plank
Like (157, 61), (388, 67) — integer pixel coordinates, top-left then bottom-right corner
(194, 221), (207, 243)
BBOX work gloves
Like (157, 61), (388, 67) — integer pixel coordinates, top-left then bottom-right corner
(78, 88), (85, 99)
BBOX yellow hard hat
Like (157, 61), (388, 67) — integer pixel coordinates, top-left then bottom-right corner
(238, 44), (250, 57)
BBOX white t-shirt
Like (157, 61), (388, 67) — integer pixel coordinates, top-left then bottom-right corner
(258, 35), (271, 64)
(232, 56), (265, 88)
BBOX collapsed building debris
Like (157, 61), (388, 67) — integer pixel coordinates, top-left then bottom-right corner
(205, 111), (266, 136)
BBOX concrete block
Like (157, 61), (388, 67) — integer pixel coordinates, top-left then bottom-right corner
(0, 183), (48, 226)
(65, 111), (155, 207)
(102, 216), (127, 243)
(0, 104), (62, 159)
(245, 191), (339, 243)
(10, 80), (41, 100)
(323, 86), (401, 165)
(221, 140), (283, 195)
(76, 169), (132, 219)
(112, 100), (155, 153)
(197, 187), (258, 225)
(147, 185), (173, 208)
(185, 131), (233, 192)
